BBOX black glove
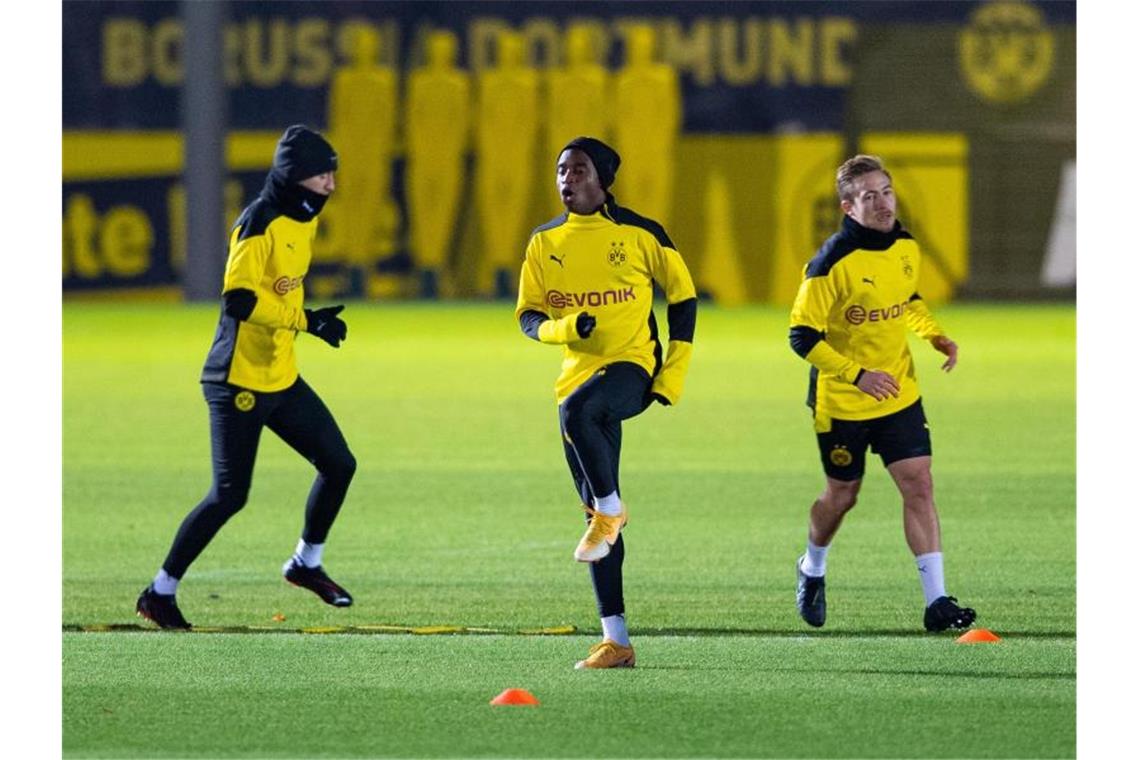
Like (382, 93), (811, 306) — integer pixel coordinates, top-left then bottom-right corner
(305, 305), (347, 348)
(647, 392), (671, 407)
(576, 312), (597, 338)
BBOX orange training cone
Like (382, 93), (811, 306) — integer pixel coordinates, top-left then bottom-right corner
(956, 628), (1001, 644)
(490, 688), (539, 706)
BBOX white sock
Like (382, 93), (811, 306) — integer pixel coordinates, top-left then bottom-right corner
(152, 569), (179, 596)
(800, 539), (829, 577)
(594, 492), (622, 517)
(915, 552), (947, 606)
(601, 614), (630, 646)
(295, 539), (324, 568)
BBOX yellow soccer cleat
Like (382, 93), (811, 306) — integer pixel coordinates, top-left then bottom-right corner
(574, 503), (628, 562)
(575, 639), (636, 670)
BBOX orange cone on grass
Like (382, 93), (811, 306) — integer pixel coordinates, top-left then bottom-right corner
(956, 628), (1001, 643)
(490, 688), (539, 706)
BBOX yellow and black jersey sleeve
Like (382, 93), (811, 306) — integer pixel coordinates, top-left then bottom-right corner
(904, 294), (943, 339)
(223, 229), (308, 332)
(789, 266), (864, 385)
(515, 233), (551, 325)
(644, 229), (697, 405)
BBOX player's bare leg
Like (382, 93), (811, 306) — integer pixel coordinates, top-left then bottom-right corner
(888, 455), (975, 631)
(888, 456), (940, 555)
(808, 477), (862, 548)
(797, 477), (860, 627)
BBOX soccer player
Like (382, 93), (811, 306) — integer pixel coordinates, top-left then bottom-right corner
(515, 137), (697, 668)
(136, 125), (357, 629)
(789, 154), (976, 632)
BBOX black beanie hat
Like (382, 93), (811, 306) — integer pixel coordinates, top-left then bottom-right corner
(272, 124), (338, 183)
(561, 137), (621, 189)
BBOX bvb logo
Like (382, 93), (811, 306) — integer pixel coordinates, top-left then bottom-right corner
(901, 254), (915, 280)
(234, 391), (256, 412)
(607, 241), (627, 267)
(959, 0), (1054, 104)
(830, 446), (853, 467)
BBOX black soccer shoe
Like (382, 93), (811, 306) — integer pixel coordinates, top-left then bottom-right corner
(283, 558), (353, 607)
(796, 557), (826, 628)
(136, 585), (191, 630)
(924, 596), (977, 632)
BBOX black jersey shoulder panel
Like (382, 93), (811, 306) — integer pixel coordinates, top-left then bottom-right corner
(530, 212), (569, 237)
(804, 232), (859, 278)
(607, 203), (675, 249)
(234, 198), (282, 242)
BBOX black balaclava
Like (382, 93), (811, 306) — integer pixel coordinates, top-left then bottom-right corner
(259, 125), (338, 221)
(560, 137), (621, 190)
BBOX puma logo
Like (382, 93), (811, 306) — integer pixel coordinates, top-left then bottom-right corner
(550, 254), (565, 268)
(862, 276), (876, 286)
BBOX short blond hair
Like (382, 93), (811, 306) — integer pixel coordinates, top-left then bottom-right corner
(836, 155), (891, 201)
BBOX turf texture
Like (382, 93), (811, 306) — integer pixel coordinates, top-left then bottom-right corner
(62, 302), (1075, 758)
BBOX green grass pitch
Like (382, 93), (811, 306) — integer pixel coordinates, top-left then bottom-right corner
(63, 301), (1075, 758)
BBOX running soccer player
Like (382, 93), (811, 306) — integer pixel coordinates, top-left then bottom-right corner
(136, 125), (357, 629)
(789, 154), (976, 633)
(515, 137), (697, 668)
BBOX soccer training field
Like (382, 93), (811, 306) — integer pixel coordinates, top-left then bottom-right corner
(62, 302), (1075, 758)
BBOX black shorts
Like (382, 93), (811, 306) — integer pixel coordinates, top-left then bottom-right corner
(815, 399), (932, 481)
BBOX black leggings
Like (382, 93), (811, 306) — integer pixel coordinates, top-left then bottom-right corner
(559, 362), (652, 618)
(161, 378), (356, 579)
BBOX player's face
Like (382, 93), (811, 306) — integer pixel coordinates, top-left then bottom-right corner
(299, 171), (336, 196)
(841, 170), (896, 232)
(556, 149), (606, 214)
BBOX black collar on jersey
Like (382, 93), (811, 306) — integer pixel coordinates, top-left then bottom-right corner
(840, 215), (909, 250)
(258, 170), (328, 222)
(586, 192), (618, 219)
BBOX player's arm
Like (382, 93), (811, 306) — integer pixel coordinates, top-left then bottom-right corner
(648, 241), (698, 406)
(790, 272), (899, 399)
(514, 239), (595, 344)
(906, 293), (957, 371)
(789, 272), (861, 382)
(221, 231), (308, 332)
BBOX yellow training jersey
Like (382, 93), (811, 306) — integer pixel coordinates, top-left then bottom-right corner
(201, 199), (314, 392)
(515, 197), (697, 404)
(789, 216), (944, 422)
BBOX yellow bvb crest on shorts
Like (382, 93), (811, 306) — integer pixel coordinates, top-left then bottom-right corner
(959, 0), (1055, 104)
(234, 391), (256, 412)
(830, 446), (853, 467)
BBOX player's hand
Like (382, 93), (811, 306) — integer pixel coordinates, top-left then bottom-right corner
(648, 392), (671, 407)
(855, 370), (900, 401)
(931, 335), (958, 371)
(576, 311), (596, 338)
(305, 305), (347, 348)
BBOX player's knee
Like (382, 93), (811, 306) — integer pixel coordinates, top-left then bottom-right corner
(559, 397), (591, 437)
(210, 487), (249, 517)
(318, 447), (356, 485)
(824, 483), (860, 513)
(332, 450), (357, 483)
(896, 470), (934, 504)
